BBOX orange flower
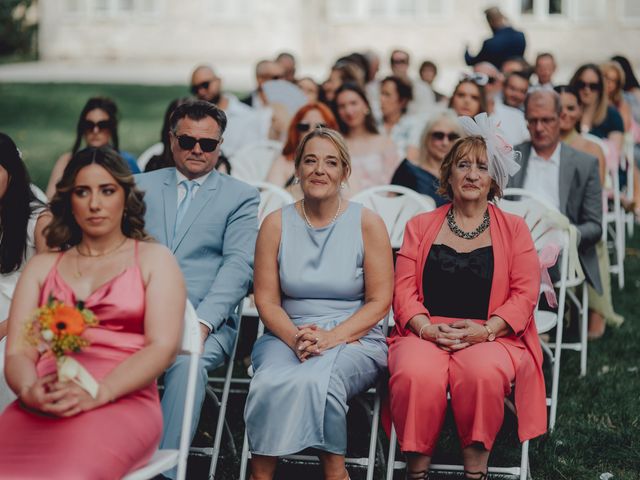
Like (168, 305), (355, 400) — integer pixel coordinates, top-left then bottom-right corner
(49, 305), (86, 336)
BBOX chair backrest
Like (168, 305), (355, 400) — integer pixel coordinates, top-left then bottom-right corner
(182, 300), (201, 354)
(249, 181), (296, 226)
(229, 140), (283, 183)
(500, 188), (584, 286)
(351, 185), (435, 249)
(137, 142), (164, 171)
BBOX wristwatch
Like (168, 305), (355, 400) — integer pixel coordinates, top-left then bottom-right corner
(484, 324), (496, 342)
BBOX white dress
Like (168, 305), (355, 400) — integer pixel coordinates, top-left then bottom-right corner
(0, 207), (41, 412)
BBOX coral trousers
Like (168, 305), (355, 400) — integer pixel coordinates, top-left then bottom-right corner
(388, 335), (521, 456)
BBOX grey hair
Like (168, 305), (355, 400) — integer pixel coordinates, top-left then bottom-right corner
(524, 89), (562, 116)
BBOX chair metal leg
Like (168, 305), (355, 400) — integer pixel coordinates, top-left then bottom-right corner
(365, 393), (381, 480)
(177, 352), (200, 480)
(239, 430), (250, 480)
(520, 440), (529, 480)
(207, 323), (241, 479)
(386, 425), (398, 480)
(580, 286), (588, 377)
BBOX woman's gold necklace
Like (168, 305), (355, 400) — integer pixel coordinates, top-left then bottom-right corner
(74, 237), (128, 278)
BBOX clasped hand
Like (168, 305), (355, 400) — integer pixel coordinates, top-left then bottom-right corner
(421, 320), (488, 351)
(291, 324), (339, 362)
(19, 374), (107, 417)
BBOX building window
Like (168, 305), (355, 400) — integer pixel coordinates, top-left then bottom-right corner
(619, 0), (640, 19)
(206, 0), (253, 21)
(329, 0), (448, 21)
(520, 0), (566, 17)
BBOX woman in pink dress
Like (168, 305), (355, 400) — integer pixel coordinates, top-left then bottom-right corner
(0, 146), (186, 479)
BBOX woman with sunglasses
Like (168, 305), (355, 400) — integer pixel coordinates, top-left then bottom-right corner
(392, 110), (463, 206)
(569, 65), (624, 149)
(0, 133), (49, 411)
(334, 82), (399, 196)
(555, 85), (624, 338)
(45, 97), (140, 199)
(266, 103), (339, 199)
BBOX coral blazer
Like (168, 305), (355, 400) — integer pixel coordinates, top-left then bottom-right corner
(391, 203), (547, 442)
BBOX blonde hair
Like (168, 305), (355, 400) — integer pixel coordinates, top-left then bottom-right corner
(417, 109), (464, 166)
(601, 61), (626, 106)
(293, 127), (352, 180)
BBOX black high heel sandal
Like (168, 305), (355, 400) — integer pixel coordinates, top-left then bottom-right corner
(464, 470), (488, 479)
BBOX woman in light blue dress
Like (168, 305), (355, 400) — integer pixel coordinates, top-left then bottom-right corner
(245, 128), (393, 480)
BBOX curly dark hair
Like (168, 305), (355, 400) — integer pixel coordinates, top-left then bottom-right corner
(46, 146), (149, 249)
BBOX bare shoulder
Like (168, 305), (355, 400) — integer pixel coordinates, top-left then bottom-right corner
(137, 240), (174, 264)
(259, 208), (283, 237)
(21, 251), (60, 279)
(360, 206), (389, 244)
(54, 152), (72, 167)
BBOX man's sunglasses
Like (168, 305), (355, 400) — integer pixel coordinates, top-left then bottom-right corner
(82, 120), (112, 132)
(391, 58), (409, 65)
(431, 131), (460, 142)
(296, 122), (326, 132)
(461, 72), (497, 87)
(190, 79), (215, 95)
(176, 134), (220, 152)
(575, 80), (602, 92)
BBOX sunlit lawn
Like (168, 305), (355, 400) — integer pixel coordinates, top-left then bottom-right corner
(1, 82), (638, 479)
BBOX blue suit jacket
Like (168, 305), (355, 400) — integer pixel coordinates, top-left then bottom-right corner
(135, 168), (259, 354)
(464, 26), (526, 69)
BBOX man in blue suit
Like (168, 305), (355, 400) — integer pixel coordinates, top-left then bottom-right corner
(465, 7), (526, 70)
(135, 100), (259, 479)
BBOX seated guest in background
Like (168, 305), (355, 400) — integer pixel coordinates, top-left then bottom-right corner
(0, 133), (49, 412)
(501, 56), (531, 76)
(321, 60), (366, 105)
(554, 85), (623, 337)
(534, 53), (557, 89)
(390, 49), (435, 116)
(276, 52), (296, 83)
(379, 75), (417, 159)
(509, 90), (603, 297)
(241, 60), (285, 109)
(0, 146), (185, 478)
(135, 100), (259, 479)
(473, 62), (504, 98)
(145, 97), (189, 172)
(190, 64), (265, 157)
(46, 97), (139, 198)
(601, 61), (633, 133)
(464, 7), (526, 70)
(502, 71), (530, 111)
(297, 77), (320, 104)
(245, 128), (392, 480)
(419, 60), (447, 103)
(335, 83), (399, 196)
(449, 78), (487, 117)
(266, 102), (339, 199)
(389, 121), (545, 480)
(392, 110), (463, 206)
(569, 64), (624, 151)
(364, 50), (382, 119)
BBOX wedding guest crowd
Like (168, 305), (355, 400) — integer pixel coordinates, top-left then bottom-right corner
(0, 16), (637, 479)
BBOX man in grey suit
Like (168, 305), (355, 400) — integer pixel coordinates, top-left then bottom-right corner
(509, 89), (603, 293)
(135, 100), (259, 479)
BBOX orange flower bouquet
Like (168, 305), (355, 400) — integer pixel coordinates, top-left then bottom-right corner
(25, 295), (100, 398)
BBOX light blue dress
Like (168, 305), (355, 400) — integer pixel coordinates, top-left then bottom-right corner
(244, 202), (388, 456)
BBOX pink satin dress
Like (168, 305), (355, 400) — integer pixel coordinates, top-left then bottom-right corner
(0, 244), (162, 479)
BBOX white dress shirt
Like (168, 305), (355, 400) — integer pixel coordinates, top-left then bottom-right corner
(523, 143), (562, 210)
(492, 102), (530, 146)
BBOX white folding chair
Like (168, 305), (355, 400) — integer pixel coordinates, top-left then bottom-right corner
(123, 300), (200, 480)
(351, 185), (436, 249)
(229, 140), (282, 183)
(585, 133), (625, 289)
(623, 132), (635, 237)
(499, 190), (582, 430)
(502, 188), (589, 377)
(239, 312), (391, 480)
(136, 142), (164, 172)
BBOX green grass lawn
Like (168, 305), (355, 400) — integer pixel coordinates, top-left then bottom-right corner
(1, 83), (638, 479)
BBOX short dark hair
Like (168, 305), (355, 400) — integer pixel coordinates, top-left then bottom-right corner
(505, 71), (531, 85)
(419, 60), (437, 76)
(276, 52), (295, 62)
(381, 75), (413, 112)
(169, 100), (227, 136)
(536, 52), (555, 64)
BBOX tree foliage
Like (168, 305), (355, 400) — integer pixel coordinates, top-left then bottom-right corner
(0, 0), (36, 56)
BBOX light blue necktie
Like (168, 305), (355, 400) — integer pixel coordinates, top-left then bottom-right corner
(173, 179), (197, 241)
